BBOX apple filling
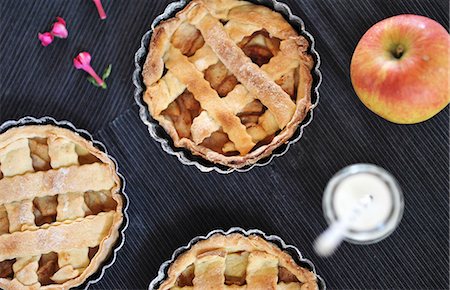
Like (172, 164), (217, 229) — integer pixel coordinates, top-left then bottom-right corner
(0, 259), (15, 280)
(162, 27), (299, 156)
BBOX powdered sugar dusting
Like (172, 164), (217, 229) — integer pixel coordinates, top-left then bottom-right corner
(18, 201), (34, 225)
(53, 167), (69, 194)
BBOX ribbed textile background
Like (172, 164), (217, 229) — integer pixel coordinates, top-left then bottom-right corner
(1, 1), (449, 289)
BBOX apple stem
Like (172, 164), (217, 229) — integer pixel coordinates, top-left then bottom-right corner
(394, 44), (404, 59)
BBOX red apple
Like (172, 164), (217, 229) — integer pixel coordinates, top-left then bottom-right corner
(351, 14), (449, 124)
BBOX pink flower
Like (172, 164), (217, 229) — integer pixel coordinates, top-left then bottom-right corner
(38, 17), (68, 46)
(92, 0), (107, 20)
(38, 32), (54, 46)
(51, 17), (68, 38)
(73, 52), (104, 86)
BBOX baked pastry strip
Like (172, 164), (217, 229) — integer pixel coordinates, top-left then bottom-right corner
(48, 137), (91, 283)
(0, 211), (115, 261)
(193, 251), (226, 287)
(0, 163), (115, 204)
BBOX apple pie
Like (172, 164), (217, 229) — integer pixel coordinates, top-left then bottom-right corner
(0, 125), (124, 289)
(158, 233), (318, 289)
(143, 0), (314, 167)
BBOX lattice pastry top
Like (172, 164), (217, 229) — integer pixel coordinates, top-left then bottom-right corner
(143, 0), (314, 168)
(159, 233), (318, 289)
(0, 125), (124, 290)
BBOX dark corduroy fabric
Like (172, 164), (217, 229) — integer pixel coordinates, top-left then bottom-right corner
(1, 1), (449, 289)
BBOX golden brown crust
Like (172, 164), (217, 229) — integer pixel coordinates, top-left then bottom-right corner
(0, 212), (115, 261)
(0, 125), (124, 290)
(143, 0), (314, 168)
(0, 164), (115, 204)
(159, 233), (318, 289)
